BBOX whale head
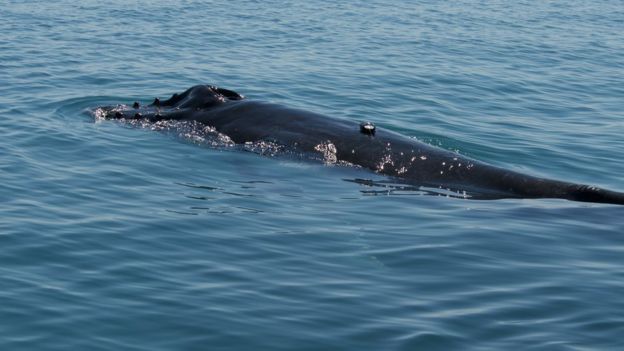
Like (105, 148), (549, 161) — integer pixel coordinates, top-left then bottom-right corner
(99, 85), (245, 121)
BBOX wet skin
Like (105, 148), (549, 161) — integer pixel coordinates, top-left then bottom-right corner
(99, 85), (624, 205)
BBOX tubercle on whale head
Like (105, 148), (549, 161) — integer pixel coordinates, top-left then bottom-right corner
(101, 107), (142, 120)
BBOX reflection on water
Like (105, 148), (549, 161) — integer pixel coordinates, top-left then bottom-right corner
(344, 178), (470, 198)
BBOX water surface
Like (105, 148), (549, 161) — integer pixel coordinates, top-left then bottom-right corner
(1, 1), (623, 350)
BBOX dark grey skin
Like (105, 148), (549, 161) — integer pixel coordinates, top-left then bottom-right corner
(100, 84), (624, 205)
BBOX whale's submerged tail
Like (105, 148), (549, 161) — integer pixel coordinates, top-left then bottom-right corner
(566, 185), (624, 205)
(458, 165), (624, 205)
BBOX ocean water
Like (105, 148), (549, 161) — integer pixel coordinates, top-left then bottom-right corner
(1, 0), (623, 349)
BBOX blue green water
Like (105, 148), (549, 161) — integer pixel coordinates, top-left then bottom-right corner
(1, 1), (624, 349)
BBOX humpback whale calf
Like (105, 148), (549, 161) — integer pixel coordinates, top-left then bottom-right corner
(98, 84), (624, 205)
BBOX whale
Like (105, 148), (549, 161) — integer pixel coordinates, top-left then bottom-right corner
(97, 84), (624, 205)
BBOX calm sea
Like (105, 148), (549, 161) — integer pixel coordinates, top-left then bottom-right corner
(1, 0), (623, 350)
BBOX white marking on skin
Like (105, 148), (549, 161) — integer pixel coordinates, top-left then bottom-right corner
(376, 154), (394, 171)
(314, 141), (338, 164)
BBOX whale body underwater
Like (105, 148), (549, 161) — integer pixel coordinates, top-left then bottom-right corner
(98, 84), (624, 205)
